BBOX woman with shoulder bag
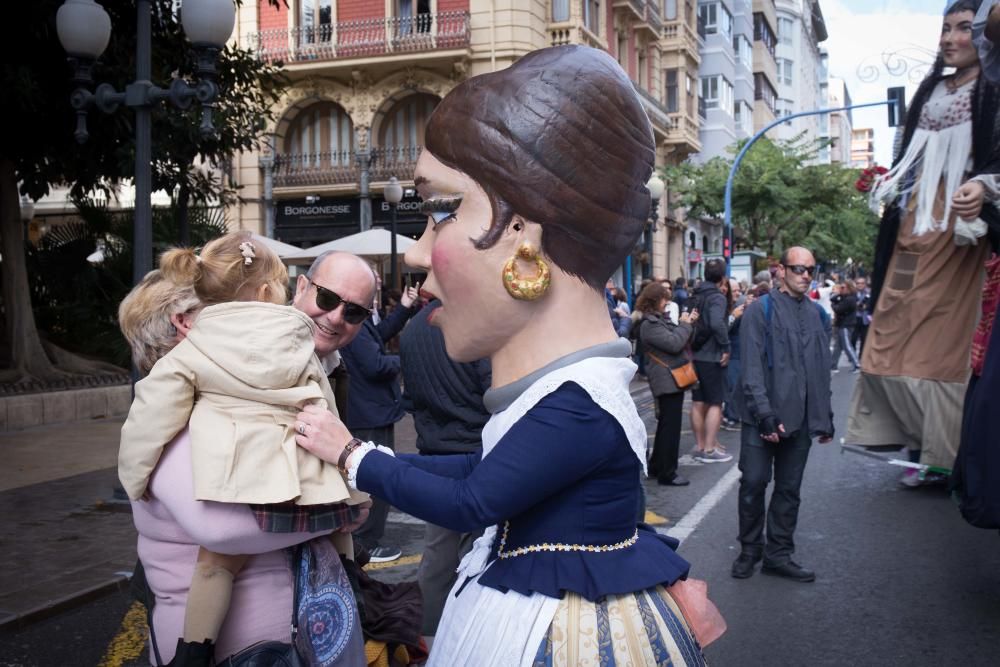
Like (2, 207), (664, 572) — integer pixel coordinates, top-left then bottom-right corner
(637, 282), (699, 486)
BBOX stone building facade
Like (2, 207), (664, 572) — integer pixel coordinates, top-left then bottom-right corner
(226, 0), (703, 287)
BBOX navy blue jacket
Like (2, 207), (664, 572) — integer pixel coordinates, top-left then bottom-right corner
(356, 382), (690, 600)
(340, 303), (417, 429)
(400, 300), (491, 455)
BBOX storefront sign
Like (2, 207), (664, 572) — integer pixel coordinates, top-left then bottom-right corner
(275, 194), (428, 244)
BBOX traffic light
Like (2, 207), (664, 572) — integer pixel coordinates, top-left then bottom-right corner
(887, 86), (906, 127)
(723, 236), (731, 259)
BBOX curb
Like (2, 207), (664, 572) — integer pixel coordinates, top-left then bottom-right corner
(0, 575), (131, 633)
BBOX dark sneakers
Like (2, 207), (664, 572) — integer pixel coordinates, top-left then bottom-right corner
(762, 560), (816, 583)
(658, 475), (691, 486)
(367, 544), (402, 563)
(731, 553), (762, 579)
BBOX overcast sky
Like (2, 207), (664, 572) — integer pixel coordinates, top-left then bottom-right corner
(822, 0), (946, 165)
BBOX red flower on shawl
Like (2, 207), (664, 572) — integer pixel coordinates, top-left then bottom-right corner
(855, 165), (889, 193)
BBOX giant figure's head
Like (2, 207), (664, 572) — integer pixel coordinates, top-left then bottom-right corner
(405, 45), (655, 362)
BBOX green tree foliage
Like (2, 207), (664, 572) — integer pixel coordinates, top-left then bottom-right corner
(27, 201), (229, 368)
(0, 0), (286, 382)
(665, 135), (880, 269)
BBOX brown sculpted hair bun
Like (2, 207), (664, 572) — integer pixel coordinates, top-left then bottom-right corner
(424, 45), (655, 291)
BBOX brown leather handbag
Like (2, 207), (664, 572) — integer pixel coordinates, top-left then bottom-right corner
(647, 351), (698, 390)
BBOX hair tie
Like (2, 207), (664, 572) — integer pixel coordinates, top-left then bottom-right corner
(238, 241), (256, 266)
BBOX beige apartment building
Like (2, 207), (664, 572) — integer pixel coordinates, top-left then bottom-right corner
(750, 0), (777, 131)
(225, 0), (702, 285)
(850, 127), (874, 168)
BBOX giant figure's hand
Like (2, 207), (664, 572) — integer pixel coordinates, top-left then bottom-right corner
(295, 403), (352, 467)
(952, 180), (986, 220)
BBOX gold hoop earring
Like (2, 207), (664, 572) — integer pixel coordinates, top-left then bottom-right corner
(502, 243), (551, 301)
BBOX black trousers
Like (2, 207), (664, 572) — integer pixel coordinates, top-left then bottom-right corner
(649, 392), (685, 482)
(352, 425), (395, 550)
(737, 422), (812, 565)
(851, 323), (869, 354)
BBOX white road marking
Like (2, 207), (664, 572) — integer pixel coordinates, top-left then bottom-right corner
(659, 465), (742, 542)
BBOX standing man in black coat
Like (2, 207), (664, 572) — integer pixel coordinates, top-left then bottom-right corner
(399, 298), (491, 644)
(340, 280), (420, 562)
(731, 247), (834, 583)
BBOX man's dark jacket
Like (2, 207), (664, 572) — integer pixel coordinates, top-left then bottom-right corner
(399, 300), (491, 455)
(340, 303), (417, 430)
(732, 289), (834, 438)
(690, 281), (730, 362)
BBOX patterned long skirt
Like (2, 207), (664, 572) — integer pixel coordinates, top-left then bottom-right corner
(531, 586), (706, 666)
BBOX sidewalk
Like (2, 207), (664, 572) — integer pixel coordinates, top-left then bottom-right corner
(0, 417), (135, 630)
(0, 377), (654, 631)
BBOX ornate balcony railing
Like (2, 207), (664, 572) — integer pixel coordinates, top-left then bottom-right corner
(273, 151), (358, 188)
(645, 1), (663, 32)
(252, 11), (471, 64)
(370, 145), (422, 182)
(613, 0), (646, 21)
(665, 112), (701, 153)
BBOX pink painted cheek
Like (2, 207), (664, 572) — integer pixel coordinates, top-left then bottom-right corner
(431, 243), (451, 280)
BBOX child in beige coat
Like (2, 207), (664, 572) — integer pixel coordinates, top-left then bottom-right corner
(118, 231), (367, 661)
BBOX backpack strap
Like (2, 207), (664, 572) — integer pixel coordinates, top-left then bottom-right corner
(761, 294), (774, 370)
(814, 301), (832, 338)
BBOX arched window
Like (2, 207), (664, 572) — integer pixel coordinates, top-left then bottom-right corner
(278, 102), (354, 184)
(378, 93), (439, 149)
(374, 93), (439, 180)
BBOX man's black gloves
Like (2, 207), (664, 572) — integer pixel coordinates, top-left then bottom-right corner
(758, 415), (782, 440)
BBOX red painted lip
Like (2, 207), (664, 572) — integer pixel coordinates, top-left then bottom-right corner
(427, 305), (442, 323)
(419, 288), (437, 301)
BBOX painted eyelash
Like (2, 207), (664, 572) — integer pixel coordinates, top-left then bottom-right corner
(420, 195), (462, 226)
(419, 196), (463, 214)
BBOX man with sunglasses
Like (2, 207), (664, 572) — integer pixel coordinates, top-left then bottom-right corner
(292, 250), (380, 360)
(293, 251), (419, 563)
(730, 246), (834, 583)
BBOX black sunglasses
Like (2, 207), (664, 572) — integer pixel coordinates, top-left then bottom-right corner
(308, 279), (372, 324)
(783, 264), (816, 277)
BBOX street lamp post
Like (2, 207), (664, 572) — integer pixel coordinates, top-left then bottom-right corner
(645, 173), (665, 283)
(384, 176), (404, 292)
(56, 0), (235, 285)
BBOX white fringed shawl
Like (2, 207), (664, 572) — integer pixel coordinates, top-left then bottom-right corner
(871, 78), (976, 236)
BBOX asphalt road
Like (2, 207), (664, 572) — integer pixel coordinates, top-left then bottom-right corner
(3, 370), (999, 666)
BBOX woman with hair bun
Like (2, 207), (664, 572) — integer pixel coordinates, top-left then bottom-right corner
(119, 230), (367, 665)
(295, 45), (722, 665)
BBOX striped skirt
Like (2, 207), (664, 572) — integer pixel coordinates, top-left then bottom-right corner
(531, 586), (706, 666)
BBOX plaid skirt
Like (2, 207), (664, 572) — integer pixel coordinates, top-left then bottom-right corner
(531, 586), (706, 666)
